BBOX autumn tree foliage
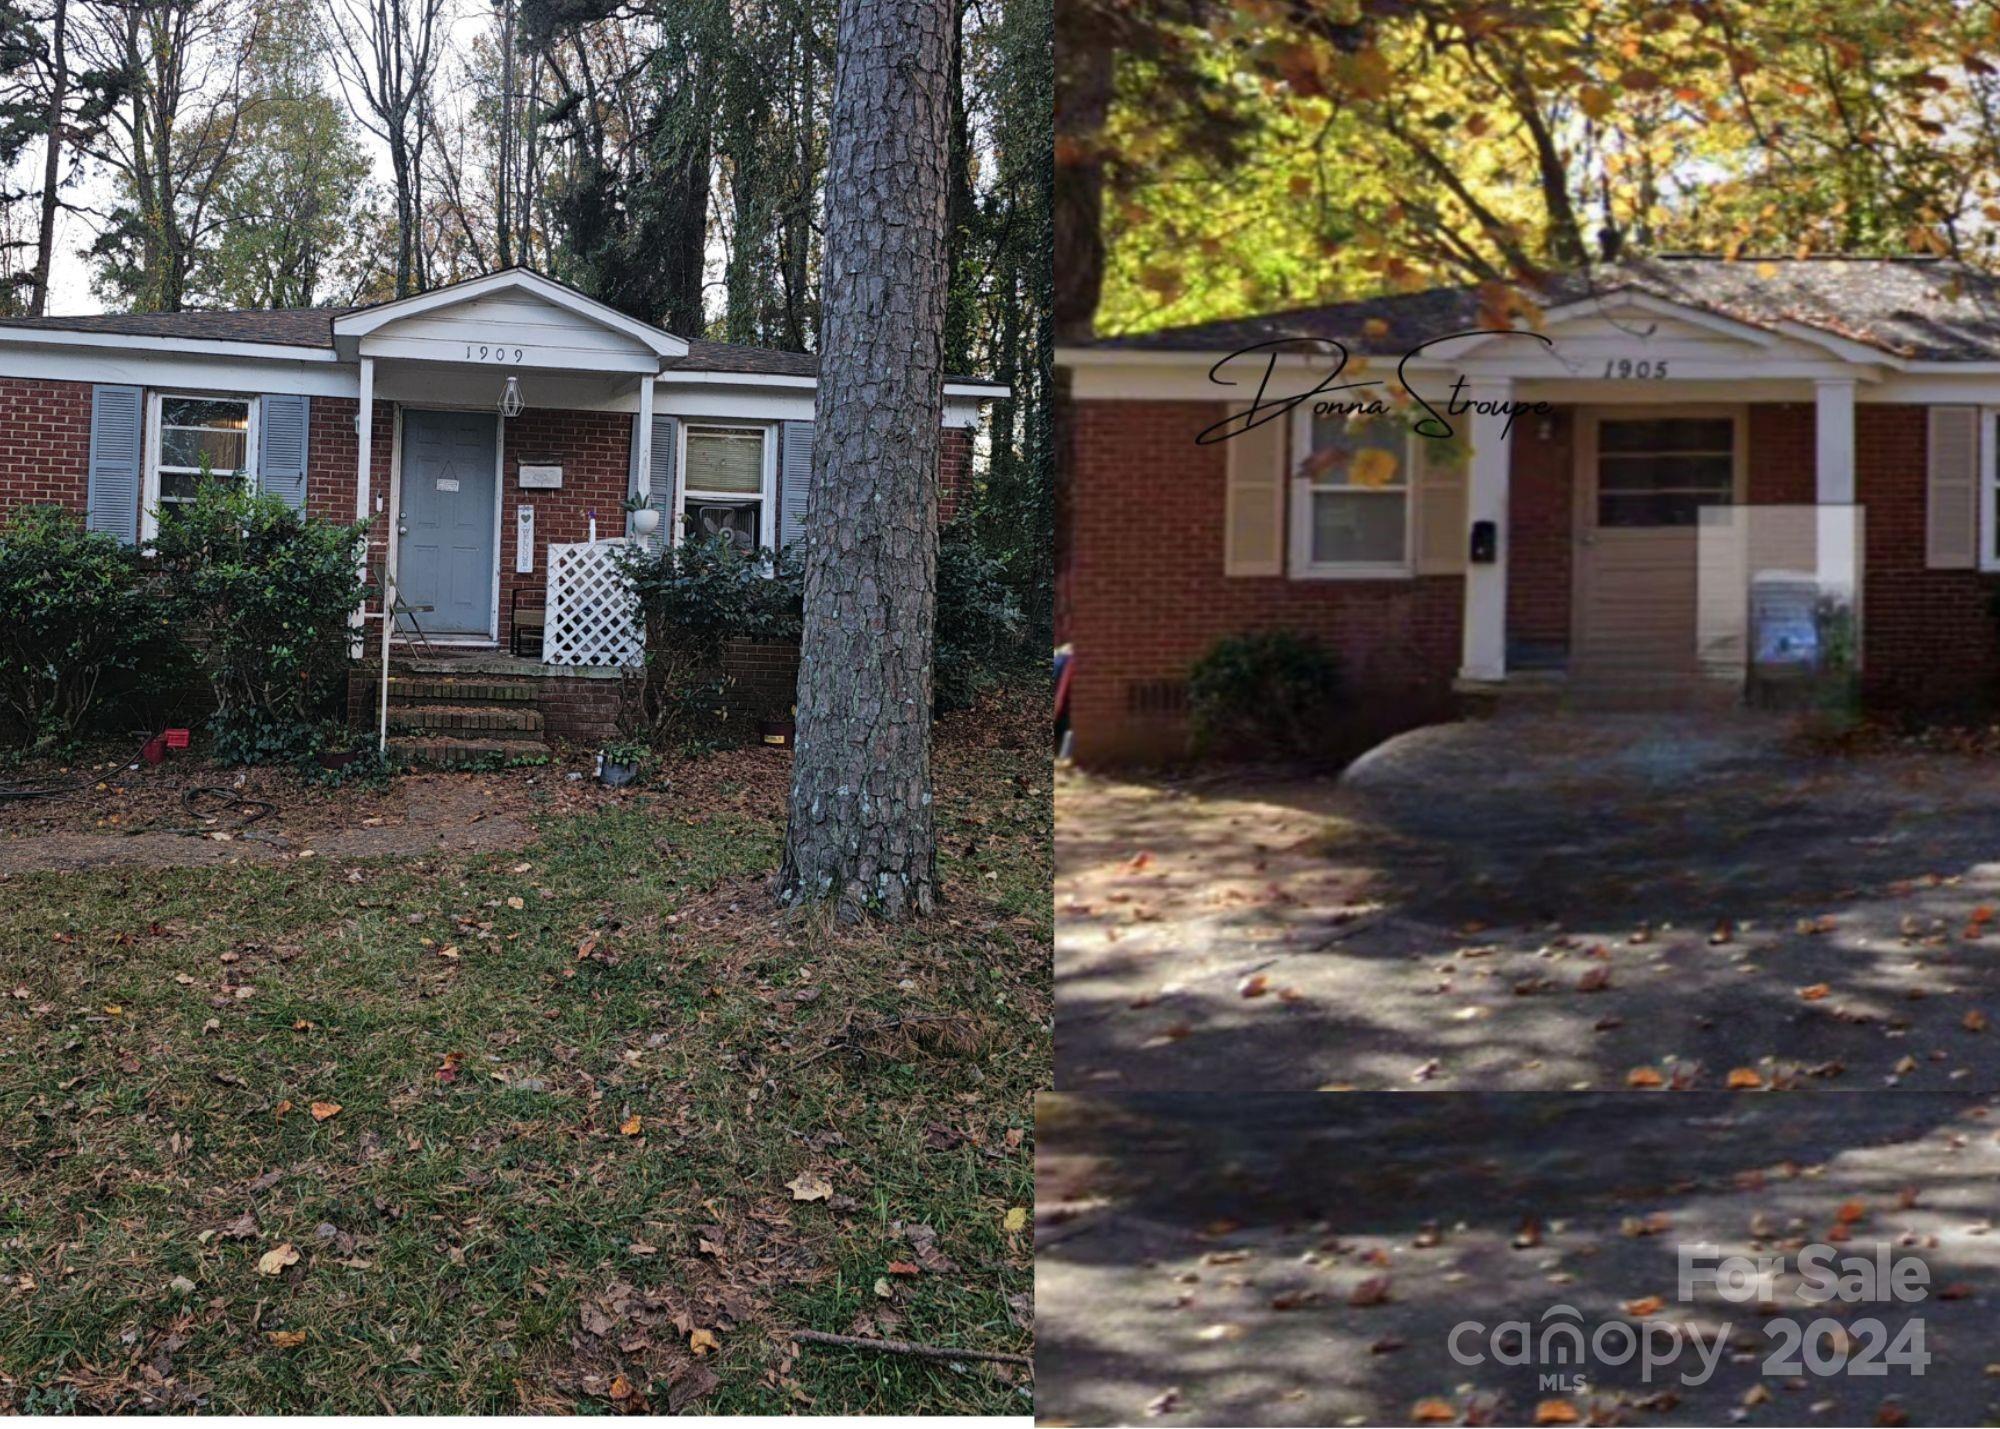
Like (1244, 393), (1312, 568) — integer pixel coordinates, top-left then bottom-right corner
(1059, 0), (2000, 338)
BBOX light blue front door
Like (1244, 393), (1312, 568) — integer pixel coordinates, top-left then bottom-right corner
(398, 409), (498, 637)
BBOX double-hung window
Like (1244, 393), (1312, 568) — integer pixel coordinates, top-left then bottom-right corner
(1290, 411), (1412, 577)
(146, 393), (257, 539)
(680, 424), (771, 554)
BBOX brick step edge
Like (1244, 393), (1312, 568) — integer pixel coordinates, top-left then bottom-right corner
(387, 736), (553, 768)
(383, 676), (539, 704)
(387, 703), (546, 733)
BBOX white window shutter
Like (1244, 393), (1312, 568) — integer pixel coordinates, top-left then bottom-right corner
(1413, 433), (1468, 574)
(1927, 405), (1979, 569)
(1224, 407), (1285, 576)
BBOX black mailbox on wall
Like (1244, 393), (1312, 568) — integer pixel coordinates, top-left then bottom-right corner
(1469, 519), (1498, 564)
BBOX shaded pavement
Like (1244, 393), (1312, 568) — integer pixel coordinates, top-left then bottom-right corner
(1057, 713), (2000, 1091)
(1036, 1092), (2000, 1426)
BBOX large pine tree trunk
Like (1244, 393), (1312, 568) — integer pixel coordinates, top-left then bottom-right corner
(777, 0), (950, 922)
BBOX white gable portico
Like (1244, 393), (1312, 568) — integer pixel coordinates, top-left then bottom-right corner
(333, 268), (684, 538)
(1432, 288), (1892, 690)
(327, 269), (692, 739)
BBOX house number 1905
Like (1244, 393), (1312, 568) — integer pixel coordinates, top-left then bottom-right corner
(466, 344), (527, 363)
(1603, 358), (1669, 379)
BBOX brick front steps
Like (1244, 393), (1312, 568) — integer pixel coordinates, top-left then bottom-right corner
(380, 670), (554, 768)
(388, 734), (551, 768)
(348, 640), (798, 763)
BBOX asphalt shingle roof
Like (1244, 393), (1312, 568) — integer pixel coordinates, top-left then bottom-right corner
(0, 306), (351, 345)
(1086, 257), (2000, 363)
(0, 304), (998, 384)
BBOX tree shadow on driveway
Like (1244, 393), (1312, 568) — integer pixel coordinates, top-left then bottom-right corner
(1036, 1092), (2000, 1426)
(1057, 713), (2000, 1091)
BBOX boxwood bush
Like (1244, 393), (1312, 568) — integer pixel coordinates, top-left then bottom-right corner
(153, 481), (369, 764)
(0, 505), (176, 750)
(1187, 631), (1345, 763)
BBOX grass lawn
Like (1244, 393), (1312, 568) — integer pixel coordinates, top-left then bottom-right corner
(0, 696), (1048, 1413)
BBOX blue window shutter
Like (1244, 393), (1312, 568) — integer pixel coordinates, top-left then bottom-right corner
(779, 420), (813, 552)
(627, 413), (676, 548)
(258, 394), (310, 512)
(86, 384), (143, 544)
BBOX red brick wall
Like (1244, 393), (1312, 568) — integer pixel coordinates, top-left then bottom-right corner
(0, 378), (91, 515)
(1065, 398), (1462, 763)
(497, 407), (631, 649)
(1858, 404), (2000, 709)
(1748, 402), (1815, 504)
(1061, 396), (2000, 759)
(306, 396), (394, 607)
(940, 427), (972, 522)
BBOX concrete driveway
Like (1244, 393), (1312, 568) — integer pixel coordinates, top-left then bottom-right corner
(1035, 1092), (2000, 1427)
(1057, 712), (2000, 1091)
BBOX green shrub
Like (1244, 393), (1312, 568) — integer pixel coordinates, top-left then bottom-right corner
(153, 481), (369, 764)
(0, 505), (175, 749)
(1187, 631), (1345, 762)
(616, 524), (1028, 748)
(935, 526), (1028, 713)
(615, 534), (801, 755)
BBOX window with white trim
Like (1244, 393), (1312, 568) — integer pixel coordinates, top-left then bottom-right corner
(152, 393), (256, 511)
(1291, 410), (1412, 576)
(680, 423), (769, 554)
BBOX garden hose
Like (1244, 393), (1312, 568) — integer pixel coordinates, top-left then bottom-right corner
(0, 735), (155, 802)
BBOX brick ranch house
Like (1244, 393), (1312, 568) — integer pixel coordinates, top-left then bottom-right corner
(0, 268), (1002, 755)
(1057, 256), (2000, 763)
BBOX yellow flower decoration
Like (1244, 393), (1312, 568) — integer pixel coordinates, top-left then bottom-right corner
(1350, 446), (1401, 489)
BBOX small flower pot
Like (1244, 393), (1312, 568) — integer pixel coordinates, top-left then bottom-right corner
(629, 507), (662, 537)
(318, 749), (362, 771)
(597, 754), (641, 787)
(141, 735), (167, 766)
(759, 718), (796, 748)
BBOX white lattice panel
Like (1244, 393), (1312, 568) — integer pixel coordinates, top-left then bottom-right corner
(543, 539), (643, 666)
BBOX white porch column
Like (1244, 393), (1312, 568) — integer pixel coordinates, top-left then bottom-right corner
(1459, 379), (1512, 682)
(354, 355), (374, 521)
(349, 356), (375, 652)
(1814, 378), (1858, 603)
(631, 374), (654, 535)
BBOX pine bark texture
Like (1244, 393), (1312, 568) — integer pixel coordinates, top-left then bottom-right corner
(778, 0), (951, 921)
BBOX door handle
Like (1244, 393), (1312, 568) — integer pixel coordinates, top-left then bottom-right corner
(398, 524), (408, 537)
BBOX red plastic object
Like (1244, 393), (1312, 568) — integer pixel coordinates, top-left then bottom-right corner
(141, 735), (166, 765)
(163, 728), (190, 750)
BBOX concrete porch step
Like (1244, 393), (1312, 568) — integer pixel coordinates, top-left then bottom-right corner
(384, 675), (539, 705)
(388, 734), (551, 768)
(387, 702), (545, 734)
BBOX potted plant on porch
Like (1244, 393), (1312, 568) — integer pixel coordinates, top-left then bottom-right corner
(314, 720), (369, 772)
(596, 737), (649, 787)
(623, 493), (661, 538)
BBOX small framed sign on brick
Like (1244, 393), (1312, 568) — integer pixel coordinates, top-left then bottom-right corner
(519, 463), (563, 489)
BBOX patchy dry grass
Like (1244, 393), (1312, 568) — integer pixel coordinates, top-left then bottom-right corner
(0, 695), (1049, 1414)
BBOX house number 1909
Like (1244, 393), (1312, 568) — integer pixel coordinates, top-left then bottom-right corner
(1603, 358), (1669, 379)
(466, 344), (527, 363)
